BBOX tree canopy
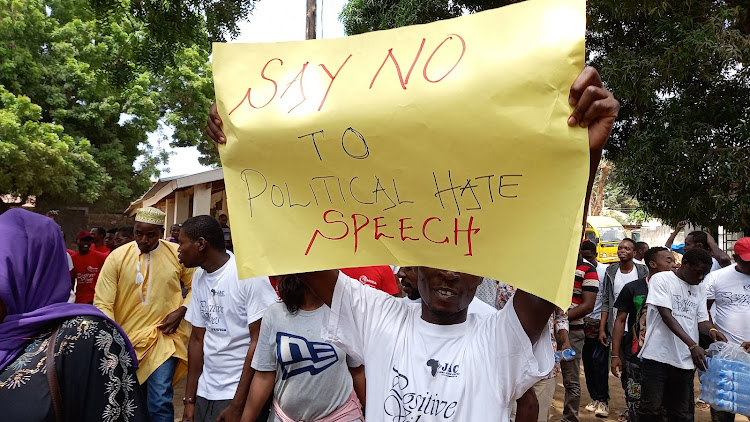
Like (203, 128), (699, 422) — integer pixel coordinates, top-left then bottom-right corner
(0, 0), (238, 211)
(340, 0), (750, 232)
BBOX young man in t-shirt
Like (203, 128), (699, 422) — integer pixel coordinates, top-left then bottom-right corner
(561, 255), (600, 422)
(633, 242), (649, 265)
(178, 216), (278, 422)
(89, 227), (110, 254)
(70, 230), (108, 304)
(105, 228), (118, 251)
(704, 236), (750, 422)
(497, 282), (572, 422)
(397, 266), (497, 315)
(113, 226), (134, 250)
(667, 227), (732, 272)
(610, 246), (676, 421)
(598, 238), (649, 347)
(579, 240), (610, 417)
(205, 66), (620, 420)
(636, 248), (727, 422)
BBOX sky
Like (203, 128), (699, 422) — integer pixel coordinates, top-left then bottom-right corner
(154, 0), (349, 177)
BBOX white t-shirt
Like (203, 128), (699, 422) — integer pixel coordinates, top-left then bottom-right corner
(705, 264), (750, 346)
(613, 266), (639, 305)
(185, 252), (279, 400)
(398, 296), (497, 316)
(327, 272), (553, 421)
(638, 270), (709, 369)
(711, 257), (722, 273)
(587, 261), (608, 320)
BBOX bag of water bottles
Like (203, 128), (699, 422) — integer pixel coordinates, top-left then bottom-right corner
(699, 342), (750, 416)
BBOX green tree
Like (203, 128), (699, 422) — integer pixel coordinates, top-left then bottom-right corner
(340, 0), (750, 232)
(0, 86), (107, 206)
(0, 0), (219, 211)
(89, 0), (258, 72)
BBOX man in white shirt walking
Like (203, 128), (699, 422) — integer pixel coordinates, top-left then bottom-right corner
(205, 65), (620, 420)
(637, 248), (727, 422)
(704, 237), (750, 422)
(178, 216), (278, 422)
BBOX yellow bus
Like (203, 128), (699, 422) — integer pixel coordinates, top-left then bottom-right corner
(584, 216), (627, 264)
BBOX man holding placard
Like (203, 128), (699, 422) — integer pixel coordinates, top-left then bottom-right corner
(206, 61), (619, 420)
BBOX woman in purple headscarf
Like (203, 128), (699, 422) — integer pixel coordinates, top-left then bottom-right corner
(0, 209), (149, 421)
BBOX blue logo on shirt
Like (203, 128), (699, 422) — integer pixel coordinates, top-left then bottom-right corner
(276, 332), (338, 380)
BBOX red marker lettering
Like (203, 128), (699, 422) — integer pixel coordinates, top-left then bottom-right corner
(454, 216), (480, 256)
(399, 218), (419, 241)
(318, 54), (353, 111)
(422, 217), (449, 244)
(228, 58), (283, 115)
(374, 217), (394, 240)
(369, 39), (426, 90)
(305, 209), (349, 255)
(280, 62), (309, 113)
(423, 34), (466, 83)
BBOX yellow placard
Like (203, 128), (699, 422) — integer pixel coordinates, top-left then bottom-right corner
(213, 0), (587, 308)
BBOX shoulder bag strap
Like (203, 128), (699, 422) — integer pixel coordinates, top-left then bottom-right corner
(46, 325), (64, 422)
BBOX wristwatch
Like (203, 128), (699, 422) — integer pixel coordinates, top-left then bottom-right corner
(183, 397), (196, 405)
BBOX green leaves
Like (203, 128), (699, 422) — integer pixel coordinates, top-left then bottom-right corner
(0, 0), (225, 211)
(0, 85), (108, 200)
(340, 0), (750, 232)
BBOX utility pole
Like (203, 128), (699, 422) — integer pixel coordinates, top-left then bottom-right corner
(306, 0), (316, 40)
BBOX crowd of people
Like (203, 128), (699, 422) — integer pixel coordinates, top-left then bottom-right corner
(0, 66), (748, 422)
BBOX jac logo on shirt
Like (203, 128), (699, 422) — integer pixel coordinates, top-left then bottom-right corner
(276, 332), (338, 380)
(426, 359), (460, 378)
(385, 367), (459, 419)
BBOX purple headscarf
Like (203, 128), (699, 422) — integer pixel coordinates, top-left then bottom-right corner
(0, 208), (137, 371)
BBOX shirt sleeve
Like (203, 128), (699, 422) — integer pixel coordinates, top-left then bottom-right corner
(251, 307), (278, 372)
(345, 354), (363, 368)
(554, 307), (569, 333)
(180, 265), (195, 307)
(613, 282), (634, 314)
(495, 282), (516, 310)
(93, 251), (121, 320)
(583, 266), (600, 293)
(326, 271), (410, 364)
(184, 278), (204, 328)
(601, 272), (612, 313)
(697, 288), (710, 323)
(378, 266), (400, 295)
(645, 273), (672, 309)
(704, 271), (717, 300)
(492, 296), (554, 402)
(245, 277), (279, 325)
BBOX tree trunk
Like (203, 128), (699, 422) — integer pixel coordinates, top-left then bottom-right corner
(306, 0), (316, 40)
(589, 160), (612, 216)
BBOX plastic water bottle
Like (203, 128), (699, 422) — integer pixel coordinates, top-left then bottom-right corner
(701, 344), (750, 416)
(721, 360), (750, 375)
(555, 349), (576, 362)
(718, 370), (750, 390)
(714, 399), (750, 416)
